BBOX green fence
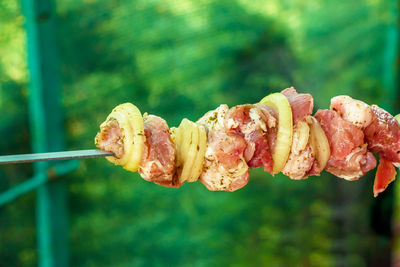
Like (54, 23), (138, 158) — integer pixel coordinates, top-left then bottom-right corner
(1, 0), (399, 266)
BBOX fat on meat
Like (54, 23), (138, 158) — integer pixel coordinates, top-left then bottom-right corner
(330, 95), (373, 129)
(225, 104), (275, 173)
(325, 145), (376, 181)
(255, 103), (278, 152)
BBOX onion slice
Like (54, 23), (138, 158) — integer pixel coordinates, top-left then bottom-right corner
(307, 116), (330, 171)
(189, 125), (207, 182)
(260, 93), (293, 174)
(395, 114), (400, 123)
(172, 119), (207, 183)
(95, 103), (145, 172)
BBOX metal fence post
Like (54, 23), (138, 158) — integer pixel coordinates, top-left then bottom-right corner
(22, 0), (68, 266)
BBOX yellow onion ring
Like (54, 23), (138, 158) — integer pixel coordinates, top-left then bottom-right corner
(260, 93), (293, 174)
(95, 103), (145, 172)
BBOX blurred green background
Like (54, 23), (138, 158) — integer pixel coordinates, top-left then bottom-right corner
(0, 0), (399, 266)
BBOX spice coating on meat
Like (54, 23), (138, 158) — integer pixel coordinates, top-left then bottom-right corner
(225, 104), (275, 173)
(282, 120), (315, 180)
(330, 95), (373, 129)
(197, 105), (249, 191)
(96, 89), (400, 197)
(280, 89), (316, 179)
(95, 119), (124, 158)
(139, 115), (177, 187)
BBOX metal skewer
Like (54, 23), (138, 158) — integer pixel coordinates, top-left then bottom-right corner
(0, 149), (114, 164)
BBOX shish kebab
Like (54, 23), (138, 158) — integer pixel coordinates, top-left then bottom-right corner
(94, 88), (400, 197)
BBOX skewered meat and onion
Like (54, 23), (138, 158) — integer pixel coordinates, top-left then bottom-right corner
(95, 88), (400, 197)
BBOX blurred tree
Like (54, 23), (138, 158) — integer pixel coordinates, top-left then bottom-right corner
(293, 1), (395, 265)
(0, 0), (397, 266)
(0, 1), (36, 267)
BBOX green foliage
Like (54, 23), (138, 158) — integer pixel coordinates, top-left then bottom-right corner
(292, 0), (389, 109)
(0, 0), (396, 266)
(0, 2), (34, 266)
